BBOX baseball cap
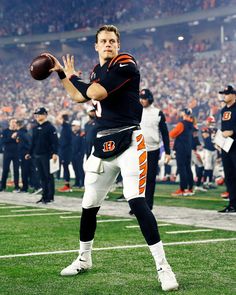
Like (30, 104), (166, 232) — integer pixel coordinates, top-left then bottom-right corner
(34, 107), (48, 115)
(71, 120), (81, 126)
(180, 108), (192, 116)
(139, 89), (153, 99)
(206, 116), (215, 123)
(219, 85), (236, 95)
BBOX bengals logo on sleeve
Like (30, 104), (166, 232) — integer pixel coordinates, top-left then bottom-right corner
(103, 141), (115, 152)
(222, 111), (231, 121)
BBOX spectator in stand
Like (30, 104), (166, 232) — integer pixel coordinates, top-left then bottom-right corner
(0, 118), (20, 192)
(57, 113), (73, 192)
(0, 0), (228, 38)
(71, 120), (85, 188)
(169, 108), (194, 196)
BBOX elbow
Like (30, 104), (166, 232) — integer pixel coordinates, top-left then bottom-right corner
(87, 84), (108, 101)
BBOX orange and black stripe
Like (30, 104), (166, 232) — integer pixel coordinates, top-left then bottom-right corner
(108, 53), (136, 69)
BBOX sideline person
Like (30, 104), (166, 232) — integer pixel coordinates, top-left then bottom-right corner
(218, 85), (236, 213)
(25, 107), (58, 204)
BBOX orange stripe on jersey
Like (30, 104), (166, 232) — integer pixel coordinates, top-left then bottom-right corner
(108, 53), (135, 68)
(114, 54), (133, 64)
(117, 59), (136, 64)
(169, 122), (184, 139)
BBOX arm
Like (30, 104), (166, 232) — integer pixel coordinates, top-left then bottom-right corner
(45, 53), (137, 102)
(49, 126), (59, 156)
(159, 111), (170, 155)
(2, 130), (17, 144)
(44, 53), (107, 102)
(169, 122), (184, 139)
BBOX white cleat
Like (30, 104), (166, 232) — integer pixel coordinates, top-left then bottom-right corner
(157, 262), (179, 291)
(60, 253), (92, 276)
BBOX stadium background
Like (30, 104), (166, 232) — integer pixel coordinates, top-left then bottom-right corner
(0, 0), (236, 130)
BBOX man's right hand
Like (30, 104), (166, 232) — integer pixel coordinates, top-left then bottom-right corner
(41, 53), (64, 73)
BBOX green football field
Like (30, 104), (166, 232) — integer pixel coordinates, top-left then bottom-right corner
(56, 182), (229, 211)
(0, 182), (236, 295)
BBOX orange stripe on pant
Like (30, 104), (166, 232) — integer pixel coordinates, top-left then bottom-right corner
(136, 134), (147, 195)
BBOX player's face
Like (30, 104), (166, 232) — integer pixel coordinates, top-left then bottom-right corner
(140, 98), (150, 108)
(34, 114), (47, 124)
(223, 93), (236, 105)
(9, 119), (17, 130)
(95, 31), (120, 65)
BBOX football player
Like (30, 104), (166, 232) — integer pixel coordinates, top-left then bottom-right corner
(45, 25), (178, 291)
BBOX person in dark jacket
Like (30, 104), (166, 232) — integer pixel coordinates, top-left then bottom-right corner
(169, 108), (194, 196)
(16, 120), (31, 192)
(71, 120), (85, 188)
(218, 85), (236, 213)
(57, 113), (73, 192)
(0, 118), (20, 192)
(25, 107), (58, 203)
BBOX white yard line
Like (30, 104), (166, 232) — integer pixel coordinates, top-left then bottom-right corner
(166, 229), (213, 234)
(60, 215), (81, 219)
(126, 224), (171, 229)
(11, 208), (48, 213)
(97, 219), (132, 223)
(0, 206), (26, 209)
(0, 237), (236, 259)
(0, 212), (72, 218)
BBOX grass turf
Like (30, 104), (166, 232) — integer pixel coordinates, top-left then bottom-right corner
(0, 203), (235, 295)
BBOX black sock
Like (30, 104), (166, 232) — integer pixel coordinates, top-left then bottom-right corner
(80, 207), (100, 242)
(128, 198), (161, 245)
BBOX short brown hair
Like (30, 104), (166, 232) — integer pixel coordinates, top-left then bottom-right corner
(95, 25), (120, 43)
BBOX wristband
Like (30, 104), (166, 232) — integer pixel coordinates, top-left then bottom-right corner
(57, 70), (66, 80)
(70, 75), (91, 100)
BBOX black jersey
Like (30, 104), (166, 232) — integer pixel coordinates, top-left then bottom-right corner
(30, 121), (58, 156)
(90, 53), (142, 131)
(221, 102), (236, 148)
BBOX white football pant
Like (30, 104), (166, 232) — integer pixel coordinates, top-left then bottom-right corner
(82, 130), (147, 208)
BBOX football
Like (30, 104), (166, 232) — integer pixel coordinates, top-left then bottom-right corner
(30, 55), (55, 80)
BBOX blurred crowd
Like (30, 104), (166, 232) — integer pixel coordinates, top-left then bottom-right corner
(1, 41), (235, 130)
(0, 0), (232, 37)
